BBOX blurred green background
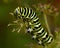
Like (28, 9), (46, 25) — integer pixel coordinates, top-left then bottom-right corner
(0, 0), (60, 48)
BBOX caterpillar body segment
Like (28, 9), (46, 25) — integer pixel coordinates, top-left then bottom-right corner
(12, 7), (53, 45)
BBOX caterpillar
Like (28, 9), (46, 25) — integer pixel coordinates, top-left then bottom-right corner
(10, 7), (53, 46)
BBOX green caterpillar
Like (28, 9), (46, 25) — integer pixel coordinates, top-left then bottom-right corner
(10, 7), (53, 46)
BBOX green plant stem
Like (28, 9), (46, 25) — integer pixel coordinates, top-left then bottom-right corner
(43, 14), (51, 34)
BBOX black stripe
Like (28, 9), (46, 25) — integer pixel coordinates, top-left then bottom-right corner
(36, 27), (42, 32)
(34, 21), (40, 25)
(42, 34), (48, 40)
(34, 24), (41, 29)
(47, 37), (53, 44)
(31, 15), (37, 21)
(35, 21), (40, 25)
(24, 8), (26, 15)
(34, 16), (38, 21)
(30, 12), (36, 20)
(37, 31), (45, 38)
(29, 9), (32, 17)
(30, 10), (34, 18)
(20, 7), (23, 14)
(25, 8), (29, 17)
(33, 18), (39, 23)
(33, 28), (44, 38)
(36, 32), (45, 41)
(43, 36), (51, 43)
(40, 31), (46, 38)
(31, 27), (41, 35)
(32, 26), (42, 35)
(37, 29), (44, 35)
(20, 8), (21, 13)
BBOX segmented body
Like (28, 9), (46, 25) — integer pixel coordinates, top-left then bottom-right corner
(13, 7), (53, 45)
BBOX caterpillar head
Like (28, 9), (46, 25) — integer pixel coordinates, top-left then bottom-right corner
(10, 7), (21, 19)
(14, 7), (21, 19)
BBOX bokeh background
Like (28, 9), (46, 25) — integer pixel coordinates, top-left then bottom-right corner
(0, 0), (60, 48)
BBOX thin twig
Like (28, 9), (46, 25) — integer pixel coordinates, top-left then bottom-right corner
(43, 14), (51, 34)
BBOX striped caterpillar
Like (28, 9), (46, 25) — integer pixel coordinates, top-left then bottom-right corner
(9, 7), (53, 46)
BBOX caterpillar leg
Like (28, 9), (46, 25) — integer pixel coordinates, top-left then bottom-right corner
(25, 26), (33, 33)
(37, 40), (47, 48)
(32, 35), (37, 39)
